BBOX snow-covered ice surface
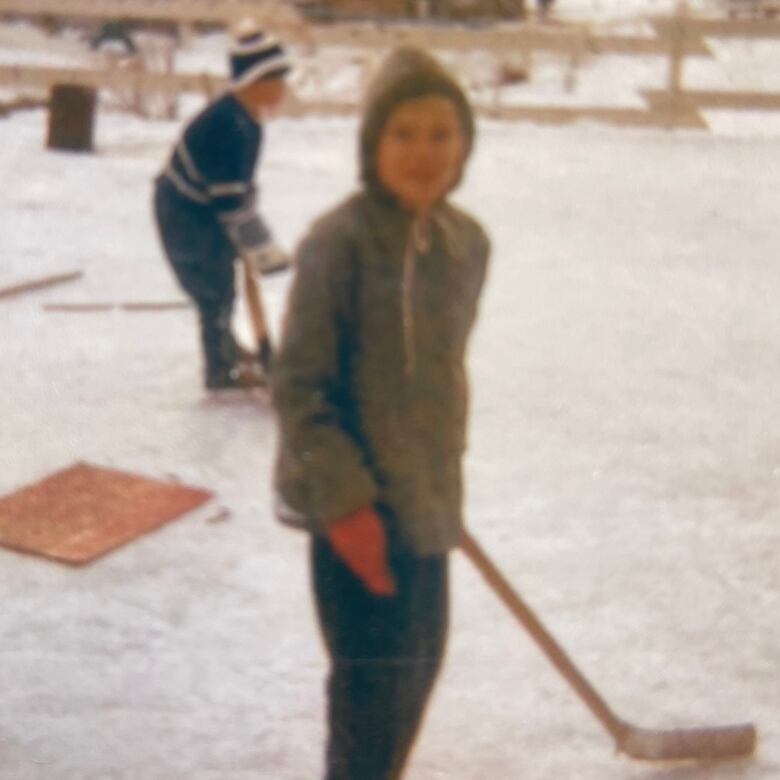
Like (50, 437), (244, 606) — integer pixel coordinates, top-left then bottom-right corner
(1, 4), (779, 779)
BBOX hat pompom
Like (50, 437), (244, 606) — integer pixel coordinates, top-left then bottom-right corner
(233, 16), (261, 40)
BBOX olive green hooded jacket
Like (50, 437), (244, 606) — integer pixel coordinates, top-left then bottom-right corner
(271, 48), (490, 555)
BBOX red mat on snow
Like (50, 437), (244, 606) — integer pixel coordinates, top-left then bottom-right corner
(0, 462), (213, 565)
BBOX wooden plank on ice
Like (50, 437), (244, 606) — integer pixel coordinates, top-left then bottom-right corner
(43, 300), (191, 312)
(44, 303), (115, 312)
(0, 270), (83, 301)
(120, 301), (191, 311)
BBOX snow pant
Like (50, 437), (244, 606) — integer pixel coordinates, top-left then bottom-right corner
(153, 177), (240, 381)
(311, 529), (449, 780)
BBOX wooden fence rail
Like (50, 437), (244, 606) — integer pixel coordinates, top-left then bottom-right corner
(0, 0), (299, 26)
(1, 3), (779, 130)
(0, 63), (225, 97)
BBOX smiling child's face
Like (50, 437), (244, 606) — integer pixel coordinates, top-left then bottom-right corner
(376, 94), (466, 215)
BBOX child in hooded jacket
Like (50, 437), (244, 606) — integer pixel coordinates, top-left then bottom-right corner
(272, 47), (490, 779)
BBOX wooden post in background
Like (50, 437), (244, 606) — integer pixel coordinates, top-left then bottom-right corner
(47, 83), (96, 151)
(666, 1), (688, 127)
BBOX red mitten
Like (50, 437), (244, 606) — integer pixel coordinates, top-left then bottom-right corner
(327, 506), (396, 596)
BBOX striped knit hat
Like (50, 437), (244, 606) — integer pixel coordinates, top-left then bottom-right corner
(229, 22), (290, 88)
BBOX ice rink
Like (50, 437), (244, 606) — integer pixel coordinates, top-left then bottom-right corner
(1, 7), (778, 778)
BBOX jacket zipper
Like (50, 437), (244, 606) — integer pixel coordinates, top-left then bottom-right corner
(401, 216), (432, 377)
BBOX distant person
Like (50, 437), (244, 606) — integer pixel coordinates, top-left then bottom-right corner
(537, 0), (555, 19)
(90, 20), (136, 54)
(153, 22), (290, 390)
(272, 47), (490, 779)
(404, 0), (442, 18)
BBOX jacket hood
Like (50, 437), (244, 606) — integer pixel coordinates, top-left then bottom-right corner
(358, 47), (475, 198)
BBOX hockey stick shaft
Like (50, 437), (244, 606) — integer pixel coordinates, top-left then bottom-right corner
(241, 258), (272, 369)
(461, 530), (627, 743)
(460, 530), (757, 761)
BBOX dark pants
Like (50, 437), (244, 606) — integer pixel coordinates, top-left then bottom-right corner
(311, 533), (449, 780)
(153, 178), (240, 378)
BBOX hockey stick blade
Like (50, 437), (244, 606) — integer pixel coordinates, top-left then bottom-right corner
(461, 531), (758, 763)
(617, 721), (757, 761)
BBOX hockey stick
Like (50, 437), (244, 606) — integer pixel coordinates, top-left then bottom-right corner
(460, 530), (757, 761)
(241, 257), (273, 371)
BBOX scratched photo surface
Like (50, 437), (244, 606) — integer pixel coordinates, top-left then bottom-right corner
(0, 1), (777, 778)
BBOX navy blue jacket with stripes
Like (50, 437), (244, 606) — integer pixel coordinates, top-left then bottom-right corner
(159, 92), (271, 254)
